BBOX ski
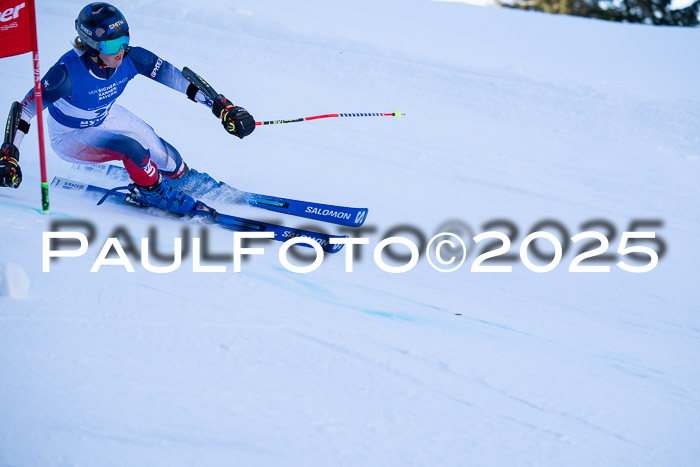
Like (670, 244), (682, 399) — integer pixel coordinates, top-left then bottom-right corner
(69, 162), (369, 227)
(51, 177), (348, 254)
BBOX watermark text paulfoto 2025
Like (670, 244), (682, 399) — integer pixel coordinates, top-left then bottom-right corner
(43, 218), (666, 274)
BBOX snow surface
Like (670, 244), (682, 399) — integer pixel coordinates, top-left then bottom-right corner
(0, 263), (30, 299)
(1, 0), (699, 465)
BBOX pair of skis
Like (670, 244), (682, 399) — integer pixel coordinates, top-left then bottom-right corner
(69, 162), (368, 227)
(51, 172), (367, 254)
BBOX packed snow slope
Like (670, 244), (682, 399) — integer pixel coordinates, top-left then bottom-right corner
(1, 0), (699, 465)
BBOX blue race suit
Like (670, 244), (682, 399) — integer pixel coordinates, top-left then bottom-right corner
(14, 46), (211, 186)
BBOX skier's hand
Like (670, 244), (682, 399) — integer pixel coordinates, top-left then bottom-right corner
(212, 94), (255, 139)
(0, 143), (22, 188)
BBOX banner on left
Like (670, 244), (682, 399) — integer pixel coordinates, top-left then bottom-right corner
(0, 1), (32, 59)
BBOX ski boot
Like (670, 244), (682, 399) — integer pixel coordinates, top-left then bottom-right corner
(96, 175), (218, 218)
(134, 175), (200, 215)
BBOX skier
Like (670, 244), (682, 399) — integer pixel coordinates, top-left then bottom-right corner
(0, 2), (255, 214)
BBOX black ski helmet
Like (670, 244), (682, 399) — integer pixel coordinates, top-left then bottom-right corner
(75, 3), (129, 56)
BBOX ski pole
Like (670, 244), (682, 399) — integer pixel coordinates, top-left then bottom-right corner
(256, 112), (403, 126)
(182, 67), (404, 128)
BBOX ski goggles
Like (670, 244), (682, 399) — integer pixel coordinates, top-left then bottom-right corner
(98, 34), (130, 55)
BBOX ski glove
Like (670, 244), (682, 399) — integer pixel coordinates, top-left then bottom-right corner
(0, 143), (22, 189)
(212, 94), (255, 139)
